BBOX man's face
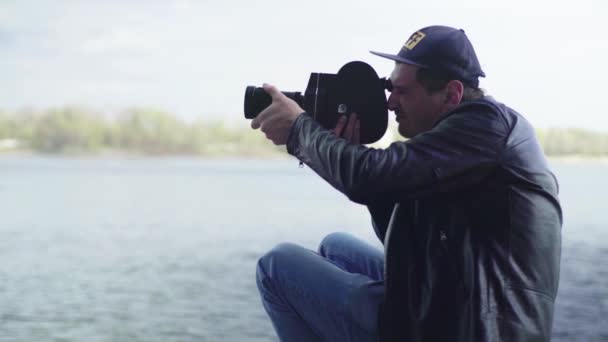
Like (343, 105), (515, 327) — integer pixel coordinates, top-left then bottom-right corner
(387, 63), (446, 138)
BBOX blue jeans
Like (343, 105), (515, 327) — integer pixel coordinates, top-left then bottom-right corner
(256, 232), (385, 342)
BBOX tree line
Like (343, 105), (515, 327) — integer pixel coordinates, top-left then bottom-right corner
(0, 107), (281, 156)
(0, 107), (607, 157)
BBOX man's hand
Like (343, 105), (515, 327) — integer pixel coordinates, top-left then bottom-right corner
(333, 112), (360, 144)
(251, 84), (304, 145)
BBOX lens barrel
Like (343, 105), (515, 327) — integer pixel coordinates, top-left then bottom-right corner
(244, 86), (272, 119)
(244, 87), (303, 119)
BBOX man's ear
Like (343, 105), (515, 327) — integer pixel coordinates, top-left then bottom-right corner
(444, 80), (464, 106)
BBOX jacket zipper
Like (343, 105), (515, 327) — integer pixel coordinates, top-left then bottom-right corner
(439, 229), (465, 291)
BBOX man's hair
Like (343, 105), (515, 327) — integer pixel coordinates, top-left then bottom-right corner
(415, 68), (485, 101)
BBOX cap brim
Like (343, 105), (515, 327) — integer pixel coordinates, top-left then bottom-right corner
(369, 51), (428, 69)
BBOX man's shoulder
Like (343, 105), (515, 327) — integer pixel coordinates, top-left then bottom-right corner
(444, 96), (537, 134)
(432, 96), (512, 136)
(452, 96), (511, 118)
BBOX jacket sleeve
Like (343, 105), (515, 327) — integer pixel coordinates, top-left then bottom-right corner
(286, 107), (509, 205)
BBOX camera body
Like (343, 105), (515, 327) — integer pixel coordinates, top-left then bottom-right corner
(244, 61), (390, 144)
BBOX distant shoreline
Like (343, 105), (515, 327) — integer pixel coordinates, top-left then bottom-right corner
(3, 108), (608, 158)
(546, 155), (608, 164)
(1, 149), (607, 164)
(0, 148), (289, 160)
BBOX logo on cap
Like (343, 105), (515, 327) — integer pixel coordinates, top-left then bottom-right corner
(403, 31), (426, 50)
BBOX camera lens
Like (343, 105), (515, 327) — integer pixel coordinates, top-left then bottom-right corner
(244, 86), (272, 119)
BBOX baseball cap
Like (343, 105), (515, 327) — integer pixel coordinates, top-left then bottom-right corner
(370, 25), (485, 87)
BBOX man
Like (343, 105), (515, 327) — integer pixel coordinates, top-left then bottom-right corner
(252, 25), (562, 341)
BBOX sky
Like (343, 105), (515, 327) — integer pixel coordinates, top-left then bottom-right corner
(1, 0), (607, 130)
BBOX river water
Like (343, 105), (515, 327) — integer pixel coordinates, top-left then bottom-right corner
(0, 157), (606, 341)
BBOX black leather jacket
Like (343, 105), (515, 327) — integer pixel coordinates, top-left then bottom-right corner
(286, 96), (562, 341)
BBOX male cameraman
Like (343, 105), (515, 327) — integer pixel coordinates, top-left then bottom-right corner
(252, 25), (562, 342)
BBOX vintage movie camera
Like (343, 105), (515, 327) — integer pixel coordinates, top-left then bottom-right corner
(244, 61), (390, 144)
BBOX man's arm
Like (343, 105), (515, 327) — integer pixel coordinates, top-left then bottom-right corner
(250, 84), (509, 205)
(286, 108), (509, 205)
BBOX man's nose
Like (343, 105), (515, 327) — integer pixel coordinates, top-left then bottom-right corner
(387, 92), (398, 112)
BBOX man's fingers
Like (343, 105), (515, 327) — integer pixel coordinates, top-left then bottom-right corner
(345, 113), (358, 140)
(333, 115), (347, 136)
(251, 103), (275, 129)
(251, 117), (260, 129)
(263, 83), (283, 101)
(251, 84), (285, 129)
(251, 115), (262, 129)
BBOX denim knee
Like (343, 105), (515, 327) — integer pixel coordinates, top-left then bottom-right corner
(319, 232), (352, 255)
(256, 242), (303, 292)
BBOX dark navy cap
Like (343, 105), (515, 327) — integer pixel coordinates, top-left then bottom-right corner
(370, 25), (485, 87)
